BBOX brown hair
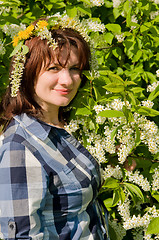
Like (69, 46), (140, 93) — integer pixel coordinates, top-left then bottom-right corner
(0, 25), (91, 130)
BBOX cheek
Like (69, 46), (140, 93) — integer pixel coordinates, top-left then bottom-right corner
(76, 76), (82, 88)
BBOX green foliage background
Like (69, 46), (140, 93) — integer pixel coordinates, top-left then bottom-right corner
(0, 0), (159, 239)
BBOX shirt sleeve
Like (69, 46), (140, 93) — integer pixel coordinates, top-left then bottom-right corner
(0, 141), (47, 240)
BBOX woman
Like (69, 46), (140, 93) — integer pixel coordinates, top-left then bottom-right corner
(0, 14), (109, 240)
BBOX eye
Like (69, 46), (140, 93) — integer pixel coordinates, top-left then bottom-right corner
(47, 66), (60, 71)
(70, 66), (80, 72)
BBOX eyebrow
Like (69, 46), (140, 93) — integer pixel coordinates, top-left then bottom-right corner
(49, 62), (80, 67)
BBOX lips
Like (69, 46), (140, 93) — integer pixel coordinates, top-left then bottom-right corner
(54, 89), (72, 95)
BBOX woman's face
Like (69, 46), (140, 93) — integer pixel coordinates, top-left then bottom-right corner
(34, 46), (81, 112)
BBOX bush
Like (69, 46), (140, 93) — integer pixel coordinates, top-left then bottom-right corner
(0, 0), (159, 239)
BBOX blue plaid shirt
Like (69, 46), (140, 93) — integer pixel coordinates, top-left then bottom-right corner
(0, 113), (109, 240)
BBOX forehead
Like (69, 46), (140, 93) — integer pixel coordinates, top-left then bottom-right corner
(42, 45), (80, 70)
(54, 45), (80, 66)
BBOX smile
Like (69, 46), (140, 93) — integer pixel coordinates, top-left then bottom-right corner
(54, 89), (72, 95)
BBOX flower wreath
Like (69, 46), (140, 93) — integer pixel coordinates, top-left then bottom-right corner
(10, 12), (105, 97)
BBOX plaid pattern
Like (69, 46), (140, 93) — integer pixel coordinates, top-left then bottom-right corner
(0, 113), (109, 240)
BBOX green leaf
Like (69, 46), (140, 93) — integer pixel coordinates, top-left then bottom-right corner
(136, 106), (159, 117)
(140, 22), (151, 33)
(104, 32), (114, 45)
(105, 24), (121, 34)
(112, 47), (122, 60)
(132, 50), (142, 62)
(145, 72), (157, 82)
(130, 87), (144, 93)
(9, 41), (23, 57)
(77, 4), (91, 17)
(148, 85), (159, 101)
(93, 86), (102, 101)
(152, 194), (159, 202)
(66, 5), (77, 18)
(146, 217), (159, 234)
(98, 70), (124, 84)
(122, 106), (134, 123)
(103, 198), (113, 208)
(126, 91), (136, 105)
(112, 188), (125, 206)
(103, 83), (125, 93)
(124, 81), (137, 86)
(22, 45), (29, 55)
(98, 110), (124, 118)
(109, 224), (119, 240)
(112, 190), (120, 206)
(111, 124), (124, 140)
(134, 123), (141, 146)
(32, 4), (43, 17)
(75, 107), (92, 116)
(103, 177), (120, 189)
(124, 182), (144, 201)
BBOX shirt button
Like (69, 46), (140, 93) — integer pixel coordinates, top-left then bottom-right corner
(8, 221), (15, 230)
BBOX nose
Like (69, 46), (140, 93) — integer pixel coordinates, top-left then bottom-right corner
(58, 68), (73, 87)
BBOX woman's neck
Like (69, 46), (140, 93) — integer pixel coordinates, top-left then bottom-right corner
(40, 108), (64, 129)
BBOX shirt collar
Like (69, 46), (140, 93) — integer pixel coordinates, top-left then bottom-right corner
(14, 113), (52, 140)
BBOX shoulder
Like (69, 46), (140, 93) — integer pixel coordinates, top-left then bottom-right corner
(1, 117), (25, 147)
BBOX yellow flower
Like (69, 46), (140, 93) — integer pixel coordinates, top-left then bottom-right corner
(18, 30), (27, 40)
(17, 25), (34, 41)
(37, 20), (48, 29)
(25, 25), (34, 37)
(12, 35), (19, 47)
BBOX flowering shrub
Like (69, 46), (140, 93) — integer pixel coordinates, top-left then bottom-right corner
(0, 0), (159, 239)
(66, 71), (159, 239)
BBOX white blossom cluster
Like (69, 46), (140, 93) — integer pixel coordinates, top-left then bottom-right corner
(117, 143), (134, 164)
(109, 220), (126, 240)
(89, 0), (104, 6)
(64, 119), (80, 133)
(0, 1), (10, 15)
(94, 105), (106, 124)
(10, 51), (26, 97)
(83, 19), (105, 33)
(86, 134), (107, 163)
(0, 39), (5, 55)
(82, 0), (104, 8)
(96, 116), (106, 124)
(103, 126), (116, 154)
(138, 117), (159, 154)
(67, 99), (159, 165)
(152, 167), (159, 191)
(147, 81), (159, 92)
(111, 98), (125, 110)
(118, 197), (131, 222)
(35, 26), (58, 50)
(125, 170), (150, 191)
(3, 23), (26, 39)
(60, 14), (90, 43)
(115, 33), (125, 42)
(151, 0), (159, 4)
(131, 15), (138, 30)
(112, 0), (122, 8)
(156, 69), (159, 78)
(141, 100), (154, 108)
(103, 165), (123, 179)
(118, 198), (159, 233)
(150, 11), (159, 20)
(94, 104), (105, 113)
